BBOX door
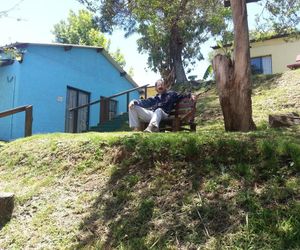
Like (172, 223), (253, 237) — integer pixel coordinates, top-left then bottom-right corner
(0, 75), (15, 141)
(100, 97), (118, 123)
(65, 87), (90, 133)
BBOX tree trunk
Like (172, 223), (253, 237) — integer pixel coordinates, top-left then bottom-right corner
(212, 0), (256, 132)
(170, 24), (188, 84)
(160, 67), (175, 89)
(0, 192), (14, 226)
(173, 52), (187, 84)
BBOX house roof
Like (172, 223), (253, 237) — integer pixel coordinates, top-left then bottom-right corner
(211, 33), (300, 50)
(0, 42), (139, 88)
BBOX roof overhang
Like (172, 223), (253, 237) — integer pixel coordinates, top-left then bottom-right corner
(0, 58), (14, 67)
(212, 33), (300, 50)
(1, 42), (139, 88)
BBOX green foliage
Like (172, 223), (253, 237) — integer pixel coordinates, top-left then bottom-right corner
(0, 47), (24, 63)
(110, 48), (126, 68)
(254, 0), (300, 35)
(202, 64), (213, 80)
(52, 9), (126, 67)
(259, 140), (280, 172)
(53, 10), (109, 47)
(78, 0), (231, 81)
(286, 143), (300, 170)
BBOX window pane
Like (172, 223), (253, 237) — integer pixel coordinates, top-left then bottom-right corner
(262, 56), (272, 74)
(77, 92), (89, 132)
(251, 57), (263, 74)
(109, 100), (117, 120)
(251, 56), (272, 75)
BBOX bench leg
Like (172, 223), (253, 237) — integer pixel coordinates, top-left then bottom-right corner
(172, 119), (180, 132)
(190, 123), (196, 132)
(139, 122), (147, 131)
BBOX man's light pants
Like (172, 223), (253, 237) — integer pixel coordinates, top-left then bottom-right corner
(129, 105), (169, 128)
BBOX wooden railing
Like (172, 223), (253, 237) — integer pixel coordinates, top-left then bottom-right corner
(69, 84), (149, 113)
(0, 105), (33, 137)
(69, 84), (149, 112)
(68, 84), (148, 129)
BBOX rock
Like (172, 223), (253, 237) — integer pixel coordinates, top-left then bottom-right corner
(0, 192), (14, 226)
(269, 113), (300, 128)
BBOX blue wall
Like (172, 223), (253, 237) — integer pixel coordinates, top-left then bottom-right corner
(0, 44), (140, 140)
(0, 62), (21, 141)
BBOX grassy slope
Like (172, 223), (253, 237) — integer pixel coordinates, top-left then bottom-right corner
(197, 69), (300, 127)
(0, 70), (300, 249)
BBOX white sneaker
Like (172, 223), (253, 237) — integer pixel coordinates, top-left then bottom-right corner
(144, 124), (159, 133)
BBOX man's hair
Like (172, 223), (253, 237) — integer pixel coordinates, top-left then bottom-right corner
(155, 79), (164, 87)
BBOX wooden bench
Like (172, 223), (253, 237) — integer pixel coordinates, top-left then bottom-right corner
(140, 97), (197, 132)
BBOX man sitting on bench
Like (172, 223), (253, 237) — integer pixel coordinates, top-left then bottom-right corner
(128, 79), (196, 132)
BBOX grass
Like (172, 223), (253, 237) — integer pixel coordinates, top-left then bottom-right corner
(196, 69), (300, 129)
(0, 131), (299, 249)
(0, 70), (299, 249)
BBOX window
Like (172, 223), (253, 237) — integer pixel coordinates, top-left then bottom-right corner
(109, 99), (117, 120)
(251, 55), (272, 75)
(100, 97), (118, 123)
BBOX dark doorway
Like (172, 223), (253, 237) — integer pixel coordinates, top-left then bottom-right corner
(65, 87), (90, 133)
(100, 97), (118, 123)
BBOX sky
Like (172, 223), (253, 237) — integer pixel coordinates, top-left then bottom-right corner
(0, 0), (263, 86)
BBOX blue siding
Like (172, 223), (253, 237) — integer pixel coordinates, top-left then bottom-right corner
(0, 62), (21, 141)
(0, 44), (139, 140)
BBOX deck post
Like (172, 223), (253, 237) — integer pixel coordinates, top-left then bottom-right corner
(126, 92), (130, 112)
(25, 106), (33, 137)
(144, 86), (148, 99)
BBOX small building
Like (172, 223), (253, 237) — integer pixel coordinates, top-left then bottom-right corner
(144, 85), (156, 98)
(213, 33), (300, 75)
(0, 42), (140, 141)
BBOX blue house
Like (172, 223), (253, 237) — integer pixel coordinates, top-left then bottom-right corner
(0, 42), (141, 141)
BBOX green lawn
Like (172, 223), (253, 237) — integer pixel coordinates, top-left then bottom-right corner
(0, 70), (299, 249)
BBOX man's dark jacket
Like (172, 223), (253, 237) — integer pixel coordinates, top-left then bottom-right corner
(134, 91), (190, 114)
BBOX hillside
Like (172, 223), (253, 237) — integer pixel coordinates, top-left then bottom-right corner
(0, 70), (300, 249)
(197, 69), (300, 129)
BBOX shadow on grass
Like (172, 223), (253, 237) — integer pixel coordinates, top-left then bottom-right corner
(75, 134), (300, 249)
(75, 159), (239, 248)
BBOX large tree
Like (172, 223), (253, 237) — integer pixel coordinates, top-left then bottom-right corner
(213, 0), (300, 132)
(77, 0), (231, 85)
(52, 9), (126, 67)
(213, 0), (256, 132)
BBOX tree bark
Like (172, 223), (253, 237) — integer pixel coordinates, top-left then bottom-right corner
(170, 23), (188, 84)
(212, 0), (256, 132)
(170, 9), (187, 83)
(0, 192), (14, 226)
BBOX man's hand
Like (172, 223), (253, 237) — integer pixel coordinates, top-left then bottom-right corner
(191, 94), (199, 101)
(192, 88), (211, 101)
(128, 100), (136, 109)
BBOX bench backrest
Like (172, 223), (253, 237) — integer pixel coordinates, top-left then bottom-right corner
(169, 97), (196, 122)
